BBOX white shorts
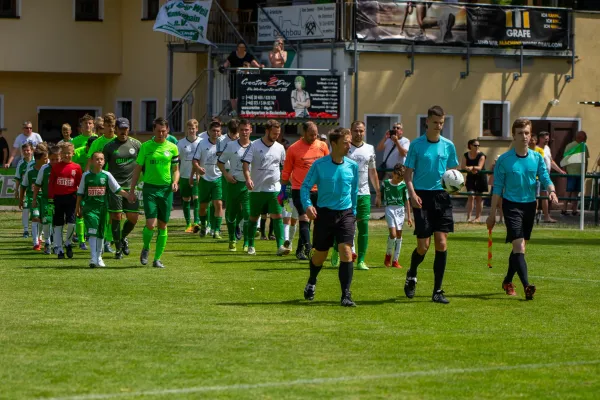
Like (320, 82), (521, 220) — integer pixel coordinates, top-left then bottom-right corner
(385, 205), (405, 230)
(282, 199), (298, 219)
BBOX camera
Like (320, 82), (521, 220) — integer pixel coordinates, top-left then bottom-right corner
(389, 128), (396, 138)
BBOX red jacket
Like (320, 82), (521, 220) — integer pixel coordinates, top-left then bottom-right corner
(48, 161), (82, 198)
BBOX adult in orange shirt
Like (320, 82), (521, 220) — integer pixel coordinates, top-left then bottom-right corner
(281, 121), (329, 259)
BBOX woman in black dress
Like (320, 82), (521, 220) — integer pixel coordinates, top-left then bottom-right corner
(461, 139), (487, 222)
(220, 41), (263, 115)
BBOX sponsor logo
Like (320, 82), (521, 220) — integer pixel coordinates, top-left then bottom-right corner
(164, 151), (171, 157)
(57, 177), (74, 187)
(505, 9), (531, 38)
(88, 187), (106, 196)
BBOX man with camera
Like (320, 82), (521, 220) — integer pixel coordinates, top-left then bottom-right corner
(376, 122), (410, 179)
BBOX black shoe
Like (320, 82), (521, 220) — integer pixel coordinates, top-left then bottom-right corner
(44, 244), (51, 255)
(115, 251), (123, 260)
(304, 282), (316, 301)
(296, 251), (308, 261)
(235, 225), (242, 241)
(341, 290), (356, 307)
(121, 238), (130, 256)
(404, 276), (417, 299)
(65, 245), (73, 259)
(432, 290), (450, 304)
(57, 251), (65, 260)
(525, 284), (536, 300)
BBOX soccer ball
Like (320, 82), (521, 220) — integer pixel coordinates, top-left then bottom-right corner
(442, 170), (465, 194)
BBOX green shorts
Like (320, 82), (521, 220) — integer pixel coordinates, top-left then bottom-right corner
(41, 198), (54, 224)
(108, 189), (140, 214)
(198, 177), (223, 203)
(250, 192), (281, 217)
(29, 198), (40, 221)
(357, 195), (371, 221)
(83, 206), (107, 238)
(143, 184), (174, 223)
(180, 178), (199, 198)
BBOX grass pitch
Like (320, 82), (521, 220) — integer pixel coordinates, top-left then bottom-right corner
(0, 213), (599, 399)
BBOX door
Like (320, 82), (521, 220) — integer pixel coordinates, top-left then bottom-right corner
(38, 109), (98, 144)
(366, 115), (400, 165)
(549, 121), (578, 199)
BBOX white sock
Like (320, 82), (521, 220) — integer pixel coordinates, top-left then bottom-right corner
(22, 209), (29, 231)
(352, 239), (356, 254)
(65, 223), (75, 246)
(89, 236), (97, 262)
(386, 236), (396, 255)
(54, 225), (64, 252)
(289, 224), (297, 243)
(32, 222), (39, 246)
(43, 224), (51, 245)
(284, 224), (290, 241)
(97, 238), (104, 260)
(394, 238), (403, 262)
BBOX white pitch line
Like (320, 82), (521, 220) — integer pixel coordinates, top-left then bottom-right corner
(40, 360), (600, 400)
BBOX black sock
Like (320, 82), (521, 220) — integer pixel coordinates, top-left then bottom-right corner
(111, 220), (122, 251)
(513, 252), (530, 287)
(408, 249), (425, 278)
(308, 259), (322, 285)
(504, 251), (517, 283)
(433, 250), (447, 292)
(299, 220), (311, 252)
(260, 218), (266, 237)
(122, 220), (135, 239)
(339, 261), (354, 293)
(268, 219), (274, 237)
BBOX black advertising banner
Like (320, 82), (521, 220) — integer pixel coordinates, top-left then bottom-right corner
(467, 7), (568, 50)
(237, 75), (340, 119)
(355, 1), (570, 51)
(356, 1), (468, 45)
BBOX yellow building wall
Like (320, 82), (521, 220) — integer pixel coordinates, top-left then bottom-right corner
(356, 13), (600, 164)
(0, 0), (122, 74)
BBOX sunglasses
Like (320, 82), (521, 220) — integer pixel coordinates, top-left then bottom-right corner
(472, 144), (480, 147)
(24, 127), (32, 130)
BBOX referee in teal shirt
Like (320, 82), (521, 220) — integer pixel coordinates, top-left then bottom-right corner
(487, 118), (558, 301)
(301, 128), (359, 307)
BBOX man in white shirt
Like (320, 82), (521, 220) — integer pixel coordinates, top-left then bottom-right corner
(536, 131), (566, 223)
(4, 121), (43, 168)
(177, 119), (203, 232)
(376, 122), (410, 176)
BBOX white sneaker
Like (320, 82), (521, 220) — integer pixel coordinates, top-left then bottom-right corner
(247, 246), (256, 255)
(277, 245), (290, 256)
(97, 257), (106, 267)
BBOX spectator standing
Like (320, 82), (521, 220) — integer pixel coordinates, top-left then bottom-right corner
(4, 121), (43, 168)
(561, 131), (589, 216)
(376, 122), (410, 178)
(221, 41), (263, 115)
(268, 38), (287, 69)
(537, 131), (565, 223)
(461, 139), (487, 223)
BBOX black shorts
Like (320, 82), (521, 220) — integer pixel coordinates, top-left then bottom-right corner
(312, 207), (355, 252)
(413, 190), (454, 239)
(53, 193), (77, 226)
(502, 199), (536, 243)
(466, 174), (488, 194)
(292, 189), (318, 217)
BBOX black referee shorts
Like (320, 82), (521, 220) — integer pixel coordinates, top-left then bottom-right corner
(53, 193), (77, 226)
(292, 189), (318, 217)
(413, 190), (454, 239)
(502, 199), (536, 243)
(312, 207), (355, 252)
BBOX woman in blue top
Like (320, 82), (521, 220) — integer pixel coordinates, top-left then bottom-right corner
(487, 119), (558, 301)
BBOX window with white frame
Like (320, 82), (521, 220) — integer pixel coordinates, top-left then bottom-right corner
(0, 0), (20, 18)
(142, 0), (160, 20)
(418, 115), (454, 141)
(116, 100), (133, 127)
(481, 101), (510, 138)
(75, 0), (104, 21)
(141, 100), (157, 132)
(0, 94), (4, 129)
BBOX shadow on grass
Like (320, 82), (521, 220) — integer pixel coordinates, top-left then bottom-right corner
(217, 298), (427, 307)
(23, 265), (146, 270)
(450, 236), (599, 246)
(449, 292), (512, 301)
(204, 258), (291, 264)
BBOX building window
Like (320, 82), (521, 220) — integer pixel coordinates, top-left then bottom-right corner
(141, 100), (157, 132)
(0, 94), (4, 129)
(142, 0), (160, 20)
(116, 100), (133, 128)
(418, 115), (454, 141)
(75, 0), (103, 21)
(0, 0), (18, 18)
(481, 101), (510, 138)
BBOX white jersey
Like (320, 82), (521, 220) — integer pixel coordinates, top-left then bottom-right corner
(348, 142), (377, 196)
(193, 137), (222, 182)
(543, 144), (552, 172)
(242, 138), (286, 193)
(217, 134), (238, 169)
(35, 163), (51, 186)
(383, 136), (410, 168)
(15, 159), (34, 181)
(177, 136), (202, 179)
(218, 140), (250, 182)
(13, 133), (43, 149)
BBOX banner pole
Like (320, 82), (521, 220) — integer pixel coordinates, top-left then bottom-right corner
(580, 142), (586, 231)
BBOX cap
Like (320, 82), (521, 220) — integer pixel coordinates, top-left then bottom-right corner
(116, 117), (130, 129)
(319, 133), (328, 141)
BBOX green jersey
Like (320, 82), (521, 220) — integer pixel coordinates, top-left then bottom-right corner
(167, 135), (178, 145)
(87, 135), (116, 159)
(77, 170), (122, 209)
(103, 137), (142, 189)
(35, 164), (53, 199)
(15, 158), (33, 182)
(136, 140), (179, 186)
(22, 164), (43, 197)
(382, 179), (407, 207)
(72, 133), (97, 150)
(72, 147), (89, 171)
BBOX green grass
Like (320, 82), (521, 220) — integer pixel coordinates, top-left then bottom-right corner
(1, 212), (599, 399)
